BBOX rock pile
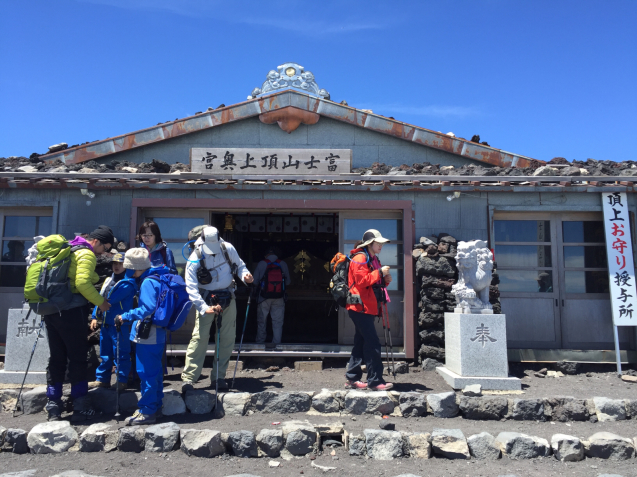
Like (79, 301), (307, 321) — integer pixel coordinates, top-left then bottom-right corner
(2, 156), (636, 177)
(0, 156), (189, 174)
(353, 158), (637, 177)
(413, 233), (457, 366)
(413, 234), (501, 366)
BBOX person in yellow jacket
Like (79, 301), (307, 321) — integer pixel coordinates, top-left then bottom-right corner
(45, 225), (115, 422)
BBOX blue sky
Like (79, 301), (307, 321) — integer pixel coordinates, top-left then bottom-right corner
(1, 0), (635, 162)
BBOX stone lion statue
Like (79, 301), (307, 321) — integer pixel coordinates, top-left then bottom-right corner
(451, 240), (494, 313)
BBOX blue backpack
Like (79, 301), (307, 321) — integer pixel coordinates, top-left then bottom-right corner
(147, 273), (192, 331)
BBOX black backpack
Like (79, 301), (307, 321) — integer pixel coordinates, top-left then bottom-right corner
(328, 250), (368, 309)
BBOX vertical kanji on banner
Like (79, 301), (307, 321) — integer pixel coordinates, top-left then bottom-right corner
(602, 192), (637, 326)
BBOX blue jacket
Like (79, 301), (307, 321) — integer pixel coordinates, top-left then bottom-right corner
(92, 273), (138, 326)
(120, 266), (170, 345)
(141, 242), (177, 275)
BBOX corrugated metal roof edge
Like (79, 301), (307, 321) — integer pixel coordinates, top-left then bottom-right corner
(39, 90), (542, 169)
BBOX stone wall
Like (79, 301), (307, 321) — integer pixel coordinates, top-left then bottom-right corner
(413, 234), (501, 366)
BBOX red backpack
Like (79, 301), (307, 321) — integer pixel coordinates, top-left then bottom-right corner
(260, 259), (285, 299)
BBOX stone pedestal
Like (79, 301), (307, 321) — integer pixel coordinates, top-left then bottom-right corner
(436, 313), (521, 391)
(0, 307), (50, 384)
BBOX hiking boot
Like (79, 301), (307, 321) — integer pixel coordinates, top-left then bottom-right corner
(71, 408), (98, 423)
(265, 342), (278, 350)
(111, 381), (127, 392)
(88, 380), (110, 389)
(125, 409), (142, 423)
(181, 381), (194, 394)
(45, 399), (63, 421)
(344, 380), (368, 390)
(215, 379), (229, 390)
(125, 411), (156, 426)
(369, 382), (393, 391)
(71, 395), (99, 423)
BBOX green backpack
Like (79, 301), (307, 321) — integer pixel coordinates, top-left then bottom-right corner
(24, 235), (88, 315)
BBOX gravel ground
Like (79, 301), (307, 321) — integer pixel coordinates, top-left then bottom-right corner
(3, 361), (637, 400)
(2, 362), (637, 477)
(0, 447), (636, 477)
(167, 359), (637, 400)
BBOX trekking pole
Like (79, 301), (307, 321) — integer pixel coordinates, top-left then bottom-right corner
(383, 303), (396, 377)
(13, 309), (39, 417)
(214, 312), (222, 414)
(232, 287), (253, 389)
(378, 309), (391, 377)
(114, 317), (121, 420)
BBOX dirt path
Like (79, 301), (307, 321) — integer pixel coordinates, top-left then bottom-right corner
(0, 438), (636, 477)
(167, 360), (637, 400)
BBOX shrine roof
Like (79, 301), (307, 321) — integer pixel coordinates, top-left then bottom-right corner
(38, 89), (540, 169)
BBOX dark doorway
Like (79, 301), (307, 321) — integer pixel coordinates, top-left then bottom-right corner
(210, 213), (340, 344)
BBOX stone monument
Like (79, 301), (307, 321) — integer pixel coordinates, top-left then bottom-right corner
(0, 306), (50, 384)
(436, 240), (521, 390)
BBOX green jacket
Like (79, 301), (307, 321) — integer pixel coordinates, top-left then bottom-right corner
(69, 247), (104, 306)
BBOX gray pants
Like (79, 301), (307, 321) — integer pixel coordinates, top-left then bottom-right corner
(256, 298), (285, 344)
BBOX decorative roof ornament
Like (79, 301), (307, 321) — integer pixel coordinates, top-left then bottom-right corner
(248, 62), (330, 100)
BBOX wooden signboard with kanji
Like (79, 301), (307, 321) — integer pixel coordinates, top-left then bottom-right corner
(190, 148), (351, 175)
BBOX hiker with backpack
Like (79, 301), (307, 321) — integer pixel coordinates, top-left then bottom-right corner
(342, 229), (393, 391)
(88, 251), (137, 392)
(138, 220), (177, 274)
(181, 226), (253, 391)
(253, 247), (291, 349)
(115, 247), (191, 425)
(33, 226), (115, 422)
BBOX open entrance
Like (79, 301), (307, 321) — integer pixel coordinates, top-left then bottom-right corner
(136, 198), (414, 358)
(210, 212), (340, 344)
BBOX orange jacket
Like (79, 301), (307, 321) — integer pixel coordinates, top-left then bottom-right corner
(346, 248), (383, 315)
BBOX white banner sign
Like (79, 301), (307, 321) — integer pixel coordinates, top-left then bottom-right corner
(602, 192), (637, 326)
(190, 148), (351, 175)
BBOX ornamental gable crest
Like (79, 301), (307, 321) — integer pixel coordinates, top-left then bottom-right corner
(248, 62), (330, 100)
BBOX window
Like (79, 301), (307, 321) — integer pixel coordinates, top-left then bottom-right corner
(562, 221), (609, 294)
(0, 213), (53, 288)
(495, 220), (554, 293)
(494, 216), (609, 295)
